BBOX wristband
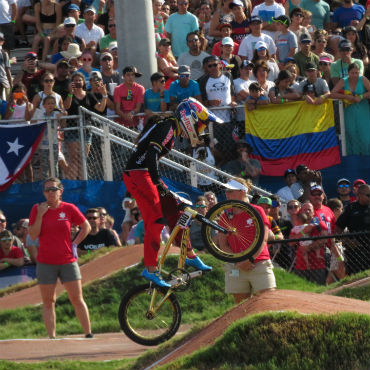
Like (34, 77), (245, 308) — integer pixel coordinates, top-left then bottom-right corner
(87, 250), (91, 254)
(275, 234), (280, 240)
(68, 93), (73, 98)
(281, 98), (284, 103)
(337, 255), (344, 262)
(360, 94), (364, 99)
(240, 170), (245, 177)
(9, 107), (14, 112)
(102, 95), (108, 98)
(320, 95), (325, 99)
(268, 20), (271, 24)
(3, 262), (9, 267)
(98, 10), (103, 14)
(11, 19), (16, 24)
(40, 32), (45, 38)
(286, 98), (289, 102)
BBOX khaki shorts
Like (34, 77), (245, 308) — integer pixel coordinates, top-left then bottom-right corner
(36, 261), (81, 285)
(225, 259), (276, 295)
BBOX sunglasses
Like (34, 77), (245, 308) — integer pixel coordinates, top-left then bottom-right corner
(44, 186), (61, 192)
(100, 213), (107, 216)
(43, 79), (54, 83)
(288, 204), (299, 210)
(195, 204), (207, 208)
(179, 74), (190, 78)
(82, 58), (92, 62)
(108, 24), (116, 28)
(294, 13), (303, 17)
(65, 24), (75, 28)
(87, 216), (99, 220)
(0, 237), (12, 241)
(338, 184), (350, 188)
(188, 38), (199, 43)
(102, 57), (112, 61)
(159, 79), (166, 83)
(207, 63), (219, 68)
(333, 31), (341, 35)
(0, 219), (6, 223)
(316, 39), (326, 43)
(301, 40), (311, 44)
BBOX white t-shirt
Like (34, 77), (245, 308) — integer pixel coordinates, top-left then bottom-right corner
(0, 0), (16, 24)
(277, 185), (296, 202)
(75, 22), (105, 45)
(238, 33), (276, 60)
(251, 2), (285, 40)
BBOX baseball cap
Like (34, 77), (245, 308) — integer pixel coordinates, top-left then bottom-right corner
(249, 15), (262, 23)
(305, 62), (317, 71)
(0, 32), (4, 40)
(229, 0), (244, 8)
(284, 169), (296, 177)
(353, 179), (366, 186)
(100, 52), (113, 60)
(310, 183), (323, 194)
(342, 25), (357, 34)
(68, 3), (80, 11)
(300, 33), (312, 43)
(218, 22), (232, 30)
(178, 65), (191, 75)
(56, 59), (69, 68)
(222, 37), (234, 46)
(319, 56), (332, 64)
(257, 197), (272, 206)
(337, 178), (350, 185)
(339, 39), (353, 50)
(224, 179), (249, 192)
(150, 72), (165, 82)
(84, 6), (96, 14)
(159, 38), (171, 46)
(273, 14), (291, 26)
(64, 16), (77, 25)
(108, 41), (118, 51)
(283, 57), (296, 65)
(255, 40), (267, 50)
(122, 65), (142, 77)
(241, 59), (254, 68)
(203, 55), (220, 65)
(90, 70), (102, 80)
(25, 51), (38, 59)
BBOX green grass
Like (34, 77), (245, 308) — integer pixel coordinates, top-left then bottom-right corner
(157, 312), (370, 370)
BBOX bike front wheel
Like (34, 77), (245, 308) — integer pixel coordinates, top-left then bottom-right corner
(202, 200), (265, 262)
(118, 284), (182, 346)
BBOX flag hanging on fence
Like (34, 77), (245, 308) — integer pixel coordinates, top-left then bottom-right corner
(0, 122), (46, 191)
(245, 100), (341, 176)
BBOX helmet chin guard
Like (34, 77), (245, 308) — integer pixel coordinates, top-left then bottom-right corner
(175, 98), (223, 147)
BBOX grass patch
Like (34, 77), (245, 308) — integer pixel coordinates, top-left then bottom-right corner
(333, 285), (370, 301)
(158, 312), (370, 370)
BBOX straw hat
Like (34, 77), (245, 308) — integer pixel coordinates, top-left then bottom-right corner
(60, 43), (82, 59)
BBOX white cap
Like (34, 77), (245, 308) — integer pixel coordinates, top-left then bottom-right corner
(224, 179), (249, 192)
(64, 16), (76, 25)
(255, 40), (268, 50)
(222, 37), (234, 46)
(109, 41), (118, 51)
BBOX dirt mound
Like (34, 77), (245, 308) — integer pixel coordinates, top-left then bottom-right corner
(150, 289), (370, 368)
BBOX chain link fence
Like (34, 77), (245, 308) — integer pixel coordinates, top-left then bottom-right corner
(269, 231), (370, 285)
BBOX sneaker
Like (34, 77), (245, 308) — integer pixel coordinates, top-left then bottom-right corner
(185, 256), (212, 271)
(85, 333), (94, 338)
(142, 268), (171, 288)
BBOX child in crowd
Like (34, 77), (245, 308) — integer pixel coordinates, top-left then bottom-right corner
(4, 83), (33, 122)
(246, 82), (269, 110)
(105, 214), (122, 246)
(301, 9), (316, 34)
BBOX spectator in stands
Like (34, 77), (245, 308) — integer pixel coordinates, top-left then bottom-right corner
(273, 15), (298, 67)
(229, 0), (251, 43)
(121, 193), (137, 245)
(352, 179), (366, 199)
(276, 168), (297, 201)
(157, 38), (179, 90)
(336, 183), (370, 274)
(128, 208), (143, 245)
(15, 0), (31, 47)
(238, 15), (276, 61)
(145, 72), (170, 116)
(335, 178), (352, 207)
(327, 198), (344, 220)
(343, 25), (369, 67)
(209, 0), (234, 39)
(0, 0), (17, 52)
(78, 208), (119, 255)
(291, 164), (322, 202)
(289, 7), (309, 42)
(0, 32), (12, 98)
(332, 0), (365, 29)
(222, 140), (261, 184)
(219, 36), (242, 79)
(162, 2), (171, 21)
(312, 29), (333, 61)
(233, 59), (254, 114)
(97, 207), (108, 229)
(105, 214), (121, 246)
(287, 198), (301, 224)
(4, 82), (33, 121)
(330, 39), (364, 86)
(0, 230), (24, 270)
(245, 81), (270, 110)
(251, 60), (275, 96)
(178, 31), (209, 80)
(204, 190), (218, 209)
(100, 52), (119, 88)
(318, 56), (333, 89)
(28, 177), (93, 339)
(164, 0), (199, 58)
(89, 71), (112, 115)
(190, 196), (209, 251)
(293, 33), (319, 77)
(77, 49), (100, 89)
(331, 62), (370, 156)
(12, 218), (28, 246)
(196, 1), (213, 47)
(96, 0), (115, 32)
(285, 61), (301, 90)
(250, 41), (279, 82)
(169, 65), (202, 108)
(32, 0), (62, 62)
(269, 70), (301, 104)
(221, 177), (276, 303)
(53, 60), (71, 100)
(51, 35), (73, 65)
(75, 6), (104, 49)
(299, 0), (330, 31)
(153, 0), (166, 46)
(99, 18), (116, 53)
(257, 196), (284, 242)
(298, 62), (330, 104)
(114, 66), (145, 128)
(211, 22), (240, 57)
(251, 0), (284, 40)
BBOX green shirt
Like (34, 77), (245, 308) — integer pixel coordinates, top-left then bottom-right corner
(99, 34), (116, 51)
(293, 51), (320, 77)
(299, 0), (330, 29)
(330, 58), (364, 79)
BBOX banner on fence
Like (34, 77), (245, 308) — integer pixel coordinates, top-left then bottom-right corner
(0, 122), (46, 191)
(245, 100), (341, 176)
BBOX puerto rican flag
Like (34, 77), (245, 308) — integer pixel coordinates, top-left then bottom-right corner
(0, 122), (46, 191)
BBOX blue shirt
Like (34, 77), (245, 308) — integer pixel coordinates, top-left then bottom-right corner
(144, 89), (170, 112)
(332, 4), (365, 28)
(168, 79), (201, 103)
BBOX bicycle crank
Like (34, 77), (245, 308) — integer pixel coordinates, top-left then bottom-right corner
(167, 268), (191, 291)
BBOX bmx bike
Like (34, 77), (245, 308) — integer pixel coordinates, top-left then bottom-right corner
(118, 195), (265, 346)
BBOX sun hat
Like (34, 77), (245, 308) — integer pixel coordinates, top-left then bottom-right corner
(60, 43), (82, 59)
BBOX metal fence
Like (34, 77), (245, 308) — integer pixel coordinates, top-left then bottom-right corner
(268, 231), (370, 285)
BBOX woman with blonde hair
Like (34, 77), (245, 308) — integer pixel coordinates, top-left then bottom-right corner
(157, 38), (179, 90)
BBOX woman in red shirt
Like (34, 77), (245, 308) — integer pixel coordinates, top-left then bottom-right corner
(0, 230), (24, 270)
(29, 177), (92, 339)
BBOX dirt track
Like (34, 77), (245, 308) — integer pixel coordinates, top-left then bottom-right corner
(0, 247), (369, 365)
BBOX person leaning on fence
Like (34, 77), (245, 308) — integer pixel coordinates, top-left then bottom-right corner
(144, 72), (170, 116)
(268, 70), (301, 104)
(245, 81), (270, 110)
(220, 177), (276, 304)
(0, 230), (24, 271)
(335, 184), (370, 275)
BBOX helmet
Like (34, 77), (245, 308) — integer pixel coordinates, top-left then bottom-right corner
(174, 97), (223, 147)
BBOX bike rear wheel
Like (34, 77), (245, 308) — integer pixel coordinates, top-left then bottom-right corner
(201, 200), (265, 262)
(118, 284), (182, 346)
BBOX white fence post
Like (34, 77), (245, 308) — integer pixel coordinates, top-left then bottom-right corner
(102, 123), (113, 181)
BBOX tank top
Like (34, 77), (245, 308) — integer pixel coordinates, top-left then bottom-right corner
(40, 3), (57, 23)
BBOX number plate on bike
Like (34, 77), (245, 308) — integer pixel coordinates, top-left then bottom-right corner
(177, 211), (193, 229)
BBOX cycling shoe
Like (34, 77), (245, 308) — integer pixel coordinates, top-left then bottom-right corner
(185, 256), (212, 271)
(142, 268), (171, 288)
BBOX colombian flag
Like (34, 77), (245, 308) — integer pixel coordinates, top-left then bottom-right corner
(245, 100), (341, 176)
